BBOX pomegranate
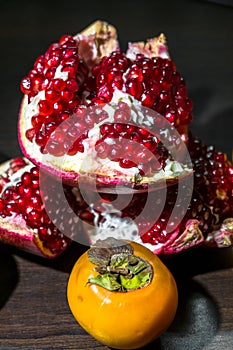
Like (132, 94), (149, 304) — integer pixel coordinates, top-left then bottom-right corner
(79, 134), (233, 255)
(0, 157), (86, 258)
(18, 20), (192, 189)
(4, 20), (231, 258)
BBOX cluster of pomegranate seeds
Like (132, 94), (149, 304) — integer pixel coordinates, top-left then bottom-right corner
(188, 135), (233, 219)
(96, 117), (159, 170)
(92, 52), (193, 127)
(139, 190), (215, 246)
(20, 35), (91, 156)
(78, 183), (216, 247)
(77, 130), (233, 248)
(0, 159), (71, 254)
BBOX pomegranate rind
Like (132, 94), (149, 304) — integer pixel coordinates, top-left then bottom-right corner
(75, 20), (120, 69)
(205, 218), (233, 248)
(0, 158), (69, 258)
(126, 33), (170, 60)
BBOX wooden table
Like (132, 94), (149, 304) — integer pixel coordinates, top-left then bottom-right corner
(0, 0), (232, 349)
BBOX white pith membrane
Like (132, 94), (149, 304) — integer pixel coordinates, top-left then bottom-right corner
(83, 202), (161, 251)
(19, 82), (192, 189)
(82, 201), (204, 255)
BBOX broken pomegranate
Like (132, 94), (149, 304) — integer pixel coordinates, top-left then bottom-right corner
(18, 20), (192, 189)
(79, 134), (233, 255)
(0, 157), (86, 258)
(1, 20), (230, 258)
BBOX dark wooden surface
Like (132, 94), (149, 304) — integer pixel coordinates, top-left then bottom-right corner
(0, 0), (233, 349)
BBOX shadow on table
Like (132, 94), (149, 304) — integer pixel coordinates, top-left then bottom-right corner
(110, 278), (220, 350)
(0, 244), (19, 309)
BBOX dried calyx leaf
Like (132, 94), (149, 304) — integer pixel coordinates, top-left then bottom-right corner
(88, 237), (133, 266)
(87, 238), (153, 292)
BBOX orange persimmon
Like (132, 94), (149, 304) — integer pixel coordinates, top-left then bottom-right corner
(67, 238), (178, 349)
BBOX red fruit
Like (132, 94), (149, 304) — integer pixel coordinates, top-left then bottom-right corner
(0, 158), (86, 258)
(18, 20), (192, 190)
(15, 20), (233, 256)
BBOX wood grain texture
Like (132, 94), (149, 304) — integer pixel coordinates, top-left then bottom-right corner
(0, 244), (232, 350)
(0, 0), (233, 349)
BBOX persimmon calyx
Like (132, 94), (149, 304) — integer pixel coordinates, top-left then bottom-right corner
(87, 238), (153, 292)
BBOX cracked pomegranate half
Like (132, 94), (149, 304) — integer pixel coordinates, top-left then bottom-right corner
(0, 157), (85, 258)
(18, 20), (193, 191)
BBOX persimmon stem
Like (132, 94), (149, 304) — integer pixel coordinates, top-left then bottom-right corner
(87, 238), (153, 292)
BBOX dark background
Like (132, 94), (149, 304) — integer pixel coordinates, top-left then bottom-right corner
(0, 0), (232, 160)
(0, 1), (232, 350)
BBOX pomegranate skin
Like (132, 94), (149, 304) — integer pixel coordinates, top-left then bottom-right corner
(0, 158), (85, 258)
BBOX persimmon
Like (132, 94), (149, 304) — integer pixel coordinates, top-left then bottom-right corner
(67, 238), (178, 349)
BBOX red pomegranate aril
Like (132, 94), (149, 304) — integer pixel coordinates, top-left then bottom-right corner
(0, 199), (4, 212)
(25, 128), (36, 142)
(38, 226), (50, 241)
(59, 34), (73, 45)
(108, 144), (122, 159)
(141, 91), (154, 107)
(53, 101), (63, 113)
(35, 131), (48, 147)
(114, 109), (131, 123)
(19, 184), (34, 198)
(100, 123), (114, 135)
(43, 236), (64, 252)
(66, 79), (79, 92)
(50, 129), (67, 144)
(31, 115), (44, 129)
(113, 123), (127, 134)
(26, 209), (42, 228)
(68, 97), (81, 109)
(46, 56), (60, 69)
(119, 159), (137, 168)
(21, 172), (32, 186)
(4, 203), (17, 216)
(52, 78), (67, 92)
(95, 142), (110, 159)
(45, 122), (58, 134)
(63, 47), (78, 59)
(20, 77), (32, 94)
(31, 75), (43, 92)
(45, 141), (66, 156)
(34, 55), (45, 72)
(30, 167), (39, 177)
(97, 84), (113, 101)
(126, 124), (136, 133)
(61, 89), (74, 101)
(31, 178), (39, 190)
(126, 79), (143, 99)
(165, 111), (176, 123)
(67, 140), (80, 156)
(45, 67), (56, 79)
(31, 192), (42, 204)
(45, 88), (61, 102)
(9, 158), (27, 172)
(142, 138), (157, 152)
(38, 100), (54, 116)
